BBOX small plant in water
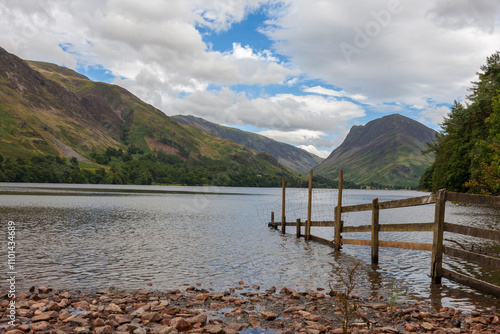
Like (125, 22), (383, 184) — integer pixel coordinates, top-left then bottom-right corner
(388, 278), (405, 315)
(330, 261), (367, 334)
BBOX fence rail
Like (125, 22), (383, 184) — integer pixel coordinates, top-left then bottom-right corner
(268, 171), (500, 298)
(341, 193), (437, 213)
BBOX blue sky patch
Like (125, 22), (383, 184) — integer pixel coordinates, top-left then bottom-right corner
(76, 64), (115, 83)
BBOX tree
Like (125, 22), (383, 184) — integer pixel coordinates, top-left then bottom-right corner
(422, 51), (500, 193)
(70, 157), (79, 167)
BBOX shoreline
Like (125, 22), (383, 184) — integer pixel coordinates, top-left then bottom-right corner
(1, 284), (498, 334)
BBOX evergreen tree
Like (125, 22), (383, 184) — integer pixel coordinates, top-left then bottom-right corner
(422, 51), (500, 193)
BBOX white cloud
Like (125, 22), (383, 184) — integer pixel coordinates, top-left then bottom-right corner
(0, 0), (298, 98)
(258, 129), (326, 144)
(170, 88), (365, 134)
(170, 88), (364, 148)
(426, 0), (500, 33)
(304, 85), (368, 101)
(263, 0), (500, 117)
(229, 42), (278, 62)
(298, 145), (331, 159)
(257, 129), (337, 152)
(1, 0), (499, 151)
(419, 105), (451, 126)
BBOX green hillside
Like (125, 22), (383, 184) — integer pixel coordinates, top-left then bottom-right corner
(0, 47), (298, 186)
(172, 114), (323, 174)
(314, 114), (437, 188)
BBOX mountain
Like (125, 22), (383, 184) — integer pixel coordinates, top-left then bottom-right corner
(0, 46), (295, 186)
(172, 114), (323, 174)
(0, 48), (119, 161)
(314, 114), (437, 188)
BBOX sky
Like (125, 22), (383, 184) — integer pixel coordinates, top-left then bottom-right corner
(1, 0), (500, 158)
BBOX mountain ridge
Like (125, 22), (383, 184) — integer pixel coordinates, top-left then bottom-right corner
(0, 46), (297, 186)
(172, 114), (323, 174)
(0, 46), (436, 188)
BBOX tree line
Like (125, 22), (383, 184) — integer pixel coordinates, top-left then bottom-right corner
(0, 147), (420, 189)
(0, 151), (290, 187)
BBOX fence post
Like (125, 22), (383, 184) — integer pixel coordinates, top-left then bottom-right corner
(372, 198), (380, 264)
(270, 211), (276, 229)
(281, 178), (286, 234)
(335, 170), (343, 251)
(306, 170), (313, 240)
(371, 198), (379, 264)
(431, 189), (446, 284)
(296, 219), (301, 238)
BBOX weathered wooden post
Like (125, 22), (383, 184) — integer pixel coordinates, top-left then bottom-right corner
(431, 189), (446, 283)
(306, 170), (313, 240)
(281, 178), (286, 234)
(371, 197), (380, 264)
(335, 170), (343, 251)
(270, 211), (276, 229)
(296, 219), (301, 238)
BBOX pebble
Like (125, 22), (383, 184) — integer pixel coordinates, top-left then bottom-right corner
(0, 285), (498, 334)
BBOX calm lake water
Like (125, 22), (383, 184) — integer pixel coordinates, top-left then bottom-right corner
(0, 183), (499, 312)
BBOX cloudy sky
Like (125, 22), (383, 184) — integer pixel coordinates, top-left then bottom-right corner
(1, 0), (499, 158)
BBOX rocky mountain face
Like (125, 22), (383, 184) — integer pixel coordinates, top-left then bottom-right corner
(172, 115), (323, 174)
(0, 46), (290, 178)
(314, 114), (437, 188)
(0, 47), (120, 161)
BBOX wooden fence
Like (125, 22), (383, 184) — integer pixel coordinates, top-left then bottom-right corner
(268, 172), (500, 297)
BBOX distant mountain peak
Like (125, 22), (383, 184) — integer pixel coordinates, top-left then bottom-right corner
(316, 114), (437, 188)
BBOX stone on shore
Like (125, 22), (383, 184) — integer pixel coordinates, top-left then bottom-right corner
(0, 285), (498, 334)
(169, 317), (192, 331)
(260, 311), (278, 320)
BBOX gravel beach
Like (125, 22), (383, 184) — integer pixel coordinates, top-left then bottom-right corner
(1, 284), (499, 334)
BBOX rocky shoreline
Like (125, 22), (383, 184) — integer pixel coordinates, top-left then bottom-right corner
(1, 284), (498, 334)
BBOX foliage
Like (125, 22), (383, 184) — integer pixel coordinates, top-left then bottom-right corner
(421, 51), (500, 193)
(0, 151), (301, 187)
(388, 279), (405, 315)
(0, 148), (423, 189)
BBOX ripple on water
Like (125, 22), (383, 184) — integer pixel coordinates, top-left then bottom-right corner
(1, 185), (499, 312)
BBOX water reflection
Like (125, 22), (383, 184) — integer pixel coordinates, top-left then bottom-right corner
(0, 184), (499, 312)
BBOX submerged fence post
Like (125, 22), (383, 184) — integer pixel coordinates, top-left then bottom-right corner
(281, 178), (286, 234)
(371, 198), (379, 264)
(296, 218), (301, 238)
(335, 170), (343, 250)
(431, 189), (446, 283)
(270, 211), (276, 229)
(306, 170), (313, 240)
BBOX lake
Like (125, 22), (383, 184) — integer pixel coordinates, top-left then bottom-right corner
(0, 183), (499, 312)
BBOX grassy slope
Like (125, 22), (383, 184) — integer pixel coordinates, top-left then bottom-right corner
(23, 60), (292, 178)
(0, 60), (119, 159)
(172, 114), (323, 174)
(315, 114), (435, 187)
